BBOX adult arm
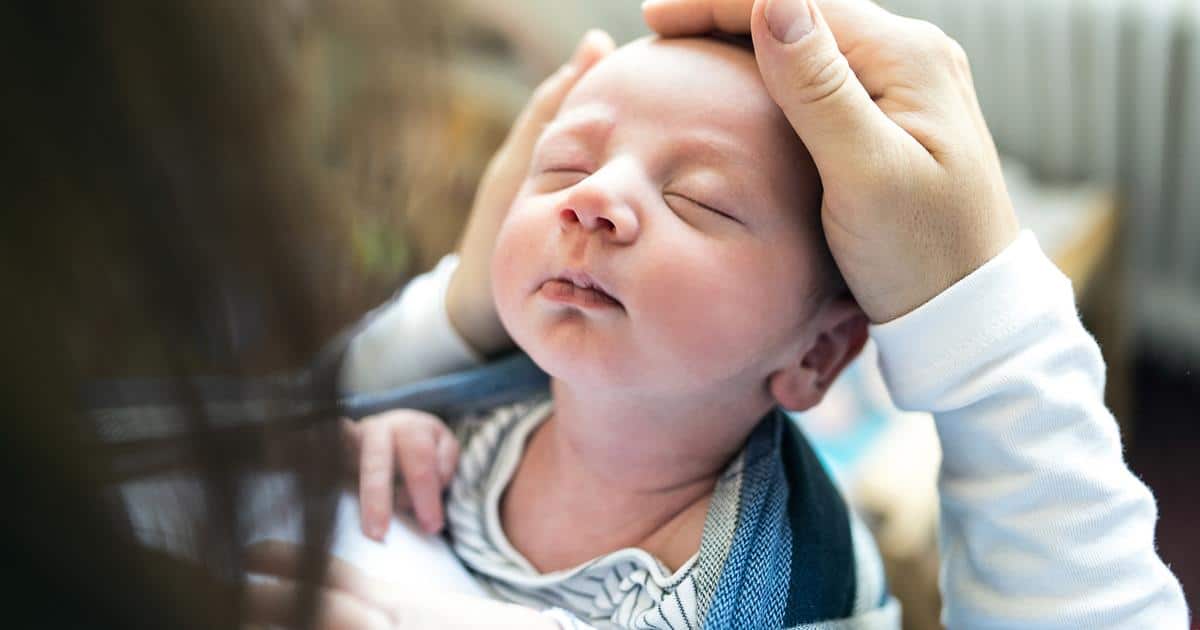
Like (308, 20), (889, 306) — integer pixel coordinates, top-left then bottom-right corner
(872, 232), (1187, 628)
(645, 0), (1188, 626)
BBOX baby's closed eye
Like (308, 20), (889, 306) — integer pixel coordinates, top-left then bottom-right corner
(530, 134), (594, 190)
(664, 191), (742, 225)
(534, 168), (590, 191)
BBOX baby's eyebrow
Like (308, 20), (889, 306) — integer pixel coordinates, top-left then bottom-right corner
(673, 132), (759, 173)
(539, 105), (616, 143)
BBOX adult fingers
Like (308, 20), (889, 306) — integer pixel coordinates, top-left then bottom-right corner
(642, 0), (884, 43)
(459, 28), (613, 240)
(357, 419), (395, 541)
(502, 29), (614, 163)
(749, 0), (914, 175)
(642, 0), (755, 36)
(644, 0), (896, 93)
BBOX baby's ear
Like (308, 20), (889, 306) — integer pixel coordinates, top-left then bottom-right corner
(768, 297), (868, 412)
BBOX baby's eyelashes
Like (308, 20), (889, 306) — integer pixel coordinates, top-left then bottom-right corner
(533, 168), (590, 191)
(664, 192), (742, 225)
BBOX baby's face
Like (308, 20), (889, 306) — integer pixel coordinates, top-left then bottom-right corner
(492, 38), (825, 399)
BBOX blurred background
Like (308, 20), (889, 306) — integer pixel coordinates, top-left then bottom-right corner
(384, 1), (1198, 627)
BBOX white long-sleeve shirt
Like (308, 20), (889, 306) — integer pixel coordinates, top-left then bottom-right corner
(341, 231), (1189, 629)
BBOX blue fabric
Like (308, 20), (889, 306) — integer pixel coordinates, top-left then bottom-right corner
(779, 416), (856, 625)
(705, 410), (857, 629)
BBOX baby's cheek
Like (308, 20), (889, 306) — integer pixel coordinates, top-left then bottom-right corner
(491, 202), (543, 325)
(635, 252), (774, 373)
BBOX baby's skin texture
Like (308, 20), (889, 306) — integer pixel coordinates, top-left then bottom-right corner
(492, 37), (867, 572)
(347, 36), (869, 573)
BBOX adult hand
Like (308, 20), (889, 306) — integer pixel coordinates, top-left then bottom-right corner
(244, 541), (557, 629)
(446, 29), (615, 354)
(643, 0), (1019, 322)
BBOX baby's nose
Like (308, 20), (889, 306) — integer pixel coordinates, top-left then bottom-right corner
(558, 191), (638, 245)
(560, 207), (615, 232)
(559, 204), (637, 245)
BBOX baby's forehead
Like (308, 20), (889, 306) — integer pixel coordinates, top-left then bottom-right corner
(555, 37), (785, 139)
(542, 37), (817, 216)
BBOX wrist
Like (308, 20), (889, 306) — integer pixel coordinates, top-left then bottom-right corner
(865, 215), (1020, 324)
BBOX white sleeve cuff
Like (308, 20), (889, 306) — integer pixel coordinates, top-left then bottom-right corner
(340, 255), (484, 394)
(869, 231), (1078, 412)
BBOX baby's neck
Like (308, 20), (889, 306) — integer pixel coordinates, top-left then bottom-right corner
(500, 378), (772, 573)
(546, 378), (768, 492)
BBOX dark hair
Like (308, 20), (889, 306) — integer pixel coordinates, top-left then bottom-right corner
(0, 1), (442, 626)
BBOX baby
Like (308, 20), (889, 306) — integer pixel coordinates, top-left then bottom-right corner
(345, 36), (895, 629)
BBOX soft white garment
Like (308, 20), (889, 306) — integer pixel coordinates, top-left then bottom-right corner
(124, 473), (490, 598)
(871, 232), (1188, 628)
(342, 231), (1189, 629)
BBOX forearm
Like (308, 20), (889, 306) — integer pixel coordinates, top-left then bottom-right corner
(872, 232), (1188, 628)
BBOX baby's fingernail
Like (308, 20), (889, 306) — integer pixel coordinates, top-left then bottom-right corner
(766, 0), (814, 44)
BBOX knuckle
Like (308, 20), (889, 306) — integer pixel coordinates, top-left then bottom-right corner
(946, 38), (971, 75)
(408, 438), (438, 464)
(904, 18), (949, 57)
(794, 52), (853, 106)
(945, 36), (968, 62)
(906, 18), (948, 43)
(406, 461), (438, 487)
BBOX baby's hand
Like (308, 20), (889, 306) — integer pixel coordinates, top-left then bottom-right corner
(340, 410), (459, 540)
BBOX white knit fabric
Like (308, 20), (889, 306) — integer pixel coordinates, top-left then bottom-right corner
(872, 231), (1188, 629)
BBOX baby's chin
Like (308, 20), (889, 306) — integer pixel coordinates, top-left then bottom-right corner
(509, 317), (645, 394)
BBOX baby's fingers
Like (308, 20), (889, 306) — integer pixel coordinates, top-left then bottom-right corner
(358, 420), (395, 541)
(396, 424), (457, 535)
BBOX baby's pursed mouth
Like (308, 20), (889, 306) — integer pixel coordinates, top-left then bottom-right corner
(541, 272), (623, 309)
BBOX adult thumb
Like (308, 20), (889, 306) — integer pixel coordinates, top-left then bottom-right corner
(750, 0), (901, 173)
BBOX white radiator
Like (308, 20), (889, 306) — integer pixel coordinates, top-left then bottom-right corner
(878, 0), (1200, 362)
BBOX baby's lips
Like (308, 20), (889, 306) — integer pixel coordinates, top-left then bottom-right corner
(542, 278), (623, 309)
(556, 268), (620, 302)
(541, 265), (626, 310)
